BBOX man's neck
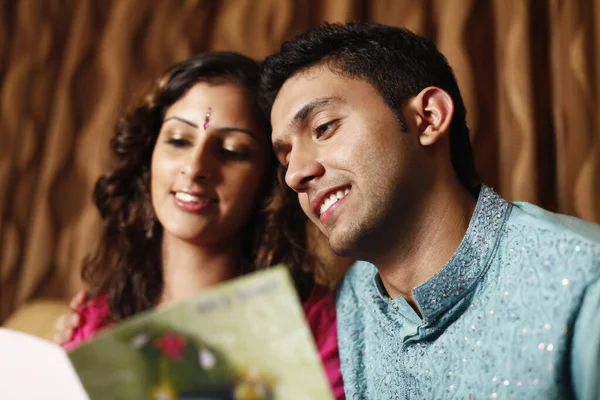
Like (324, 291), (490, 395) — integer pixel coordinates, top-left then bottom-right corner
(375, 180), (477, 313)
(158, 234), (243, 306)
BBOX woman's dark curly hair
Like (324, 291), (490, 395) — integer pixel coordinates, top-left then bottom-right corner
(82, 52), (315, 322)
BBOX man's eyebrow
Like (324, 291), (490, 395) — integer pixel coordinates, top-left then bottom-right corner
(287, 96), (343, 131)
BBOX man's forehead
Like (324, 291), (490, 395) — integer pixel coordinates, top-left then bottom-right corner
(276, 68), (330, 103)
(271, 67), (346, 124)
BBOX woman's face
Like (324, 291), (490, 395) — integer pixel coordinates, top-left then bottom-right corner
(150, 81), (270, 246)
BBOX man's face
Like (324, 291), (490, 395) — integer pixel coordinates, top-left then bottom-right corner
(270, 66), (428, 258)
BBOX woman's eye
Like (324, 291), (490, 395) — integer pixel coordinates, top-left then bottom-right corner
(220, 148), (249, 161)
(166, 137), (191, 147)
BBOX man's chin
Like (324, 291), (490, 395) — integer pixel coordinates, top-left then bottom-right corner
(327, 232), (357, 259)
(315, 217), (361, 257)
(327, 221), (378, 261)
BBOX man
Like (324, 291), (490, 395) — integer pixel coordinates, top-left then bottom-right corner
(260, 22), (600, 399)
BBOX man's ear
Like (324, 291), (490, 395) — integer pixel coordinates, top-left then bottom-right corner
(407, 86), (454, 147)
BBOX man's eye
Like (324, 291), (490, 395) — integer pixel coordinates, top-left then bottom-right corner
(315, 120), (337, 138)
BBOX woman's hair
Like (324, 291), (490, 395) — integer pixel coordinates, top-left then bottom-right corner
(82, 52), (315, 322)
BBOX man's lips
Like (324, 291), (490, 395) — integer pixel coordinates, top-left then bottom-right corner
(310, 185), (351, 219)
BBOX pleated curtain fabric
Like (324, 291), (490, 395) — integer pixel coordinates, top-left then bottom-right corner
(1, 0), (599, 322)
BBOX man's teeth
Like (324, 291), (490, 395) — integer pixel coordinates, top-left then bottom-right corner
(319, 188), (350, 215)
(175, 192), (210, 203)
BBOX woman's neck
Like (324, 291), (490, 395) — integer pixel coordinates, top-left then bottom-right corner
(158, 233), (244, 306)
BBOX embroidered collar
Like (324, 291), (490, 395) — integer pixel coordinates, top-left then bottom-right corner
(374, 185), (512, 322)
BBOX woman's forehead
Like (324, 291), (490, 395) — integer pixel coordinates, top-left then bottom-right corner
(164, 83), (258, 126)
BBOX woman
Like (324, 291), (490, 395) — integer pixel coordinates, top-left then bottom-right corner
(54, 52), (344, 399)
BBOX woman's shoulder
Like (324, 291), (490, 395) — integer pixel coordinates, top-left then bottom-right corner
(303, 285), (336, 320)
(62, 294), (111, 351)
(84, 294), (111, 319)
(302, 285), (345, 399)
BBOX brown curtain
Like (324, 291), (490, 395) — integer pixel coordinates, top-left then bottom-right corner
(2, 0), (599, 322)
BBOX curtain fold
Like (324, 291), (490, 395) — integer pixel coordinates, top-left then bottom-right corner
(2, 0), (599, 322)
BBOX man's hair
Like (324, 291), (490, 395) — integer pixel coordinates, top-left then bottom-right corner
(261, 22), (480, 196)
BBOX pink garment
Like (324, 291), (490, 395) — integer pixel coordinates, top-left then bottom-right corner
(62, 294), (110, 352)
(303, 286), (346, 400)
(63, 287), (345, 399)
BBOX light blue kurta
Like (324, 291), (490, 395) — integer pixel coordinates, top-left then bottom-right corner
(337, 185), (600, 399)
